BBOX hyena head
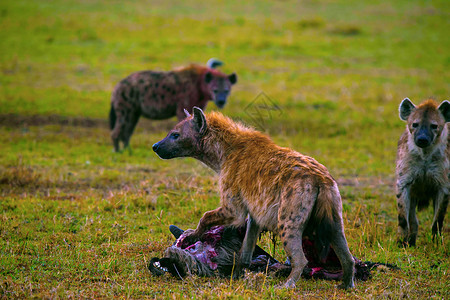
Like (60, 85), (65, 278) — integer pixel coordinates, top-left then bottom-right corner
(399, 98), (450, 148)
(203, 72), (237, 109)
(152, 107), (207, 159)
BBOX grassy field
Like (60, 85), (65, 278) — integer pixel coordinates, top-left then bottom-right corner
(1, 0), (449, 298)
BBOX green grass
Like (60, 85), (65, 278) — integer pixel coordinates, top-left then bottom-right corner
(1, 0), (449, 298)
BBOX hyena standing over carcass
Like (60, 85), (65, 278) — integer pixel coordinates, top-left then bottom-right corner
(396, 98), (450, 246)
(109, 60), (237, 152)
(152, 107), (355, 289)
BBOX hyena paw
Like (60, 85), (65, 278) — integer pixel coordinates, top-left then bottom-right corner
(338, 280), (355, 290)
(397, 238), (415, 248)
(280, 279), (296, 289)
(232, 264), (248, 280)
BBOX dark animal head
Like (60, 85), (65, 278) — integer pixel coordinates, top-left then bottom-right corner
(203, 71), (237, 109)
(399, 98), (450, 149)
(153, 107), (207, 159)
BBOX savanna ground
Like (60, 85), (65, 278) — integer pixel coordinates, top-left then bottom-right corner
(0, 0), (449, 298)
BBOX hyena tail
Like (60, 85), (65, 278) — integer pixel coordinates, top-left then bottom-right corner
(309, 184), (341, 262)
(109, 104), (116, 130)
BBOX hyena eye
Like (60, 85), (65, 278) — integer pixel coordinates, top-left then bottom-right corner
(430, 124), (438, 130)
(170, 132), (180, 139)
(412, 123), (419, 128)
(213, 89), (219, 94)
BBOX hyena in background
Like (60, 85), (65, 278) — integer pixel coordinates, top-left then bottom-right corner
(396, 98), (450, 246)
(152, 107), (355, 289)
(109, 59), (237, 152)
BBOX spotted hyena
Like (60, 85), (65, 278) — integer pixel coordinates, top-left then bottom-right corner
(109, 60), (237, 152)
(396, 98), (450, 246)
(152, 107), (355, 289)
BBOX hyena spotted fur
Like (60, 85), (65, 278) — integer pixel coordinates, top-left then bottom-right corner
(152, 107), (355, 289)
(109, 60), (237, 152)
(396, 98), (450, 246)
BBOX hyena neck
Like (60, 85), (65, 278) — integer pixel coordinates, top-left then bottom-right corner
(194, 114), (272, 173)
(194, 140), (224, 173)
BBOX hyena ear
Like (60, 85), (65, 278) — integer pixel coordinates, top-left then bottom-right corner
(399, 98), (416, 121)
(192, 106), (207, 135)
(204, 72), (213, 83)
(183, 108), (191, 118)
(438, 100), (450, 123)
(228, 73), (237, 85)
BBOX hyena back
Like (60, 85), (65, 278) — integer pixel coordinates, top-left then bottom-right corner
(396, 98), (450, 246)
(110, 62), (237, 152)
(153, 107), (355, 289)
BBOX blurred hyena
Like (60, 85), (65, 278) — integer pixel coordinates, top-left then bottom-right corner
(109, 59), (237, 152)
(152, 107), (355, 289)
(396, 98), (450, 246)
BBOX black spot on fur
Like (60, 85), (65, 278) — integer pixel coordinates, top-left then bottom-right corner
(281, 170), (293, 182)
(121, 91), (129, 102)
(292, 172), (305, 181)
(285, 187), (293, 199)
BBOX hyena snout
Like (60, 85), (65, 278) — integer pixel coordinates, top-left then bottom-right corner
(152, 142), (160, 152)
(214, 92), (229, 109)
(414, 128), (433, 148)
(152, 140), (174, 159)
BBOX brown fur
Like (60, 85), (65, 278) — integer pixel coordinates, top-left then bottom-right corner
(396, 98), (450, 246)
(153, 108), (355, 289)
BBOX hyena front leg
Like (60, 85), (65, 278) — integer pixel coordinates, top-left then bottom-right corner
(233, 215), (261, 279)
(191, 206), (235, 238)
(407, 196), (419, 246)
(396, 185), (411, 246)
(432, 192), (449, 240)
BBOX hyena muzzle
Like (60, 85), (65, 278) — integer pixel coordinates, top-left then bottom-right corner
(396, 98), (450, 246)
(152, 107), (355, 289)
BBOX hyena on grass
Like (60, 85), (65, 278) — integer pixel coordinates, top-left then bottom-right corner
(109, 60), (237, 152)
(396, 98), (450, 246)
(152, 107), (355, 289)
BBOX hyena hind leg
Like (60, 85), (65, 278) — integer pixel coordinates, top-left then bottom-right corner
(330, 227), (355, 289)
(281, 228), (308, 289)
(278, 198), (314, 287)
